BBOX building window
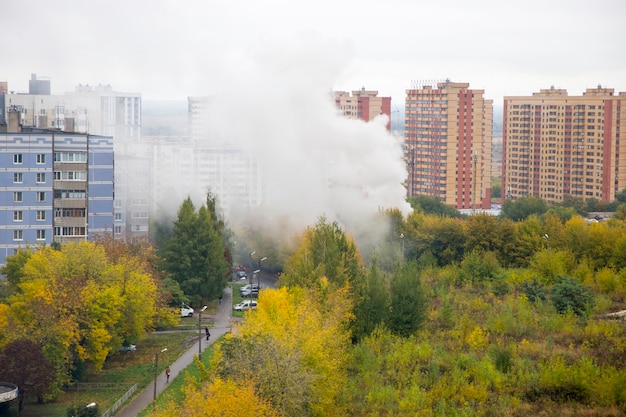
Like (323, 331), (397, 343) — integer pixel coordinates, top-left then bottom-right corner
(53, 171), (87, 181)
(36, 192), (46, 202)
(36, 210), (46, 221)
(13, 211), (23, 221)
(36, 154), (46, 164)
(54, 226), (86, 236)
(13, 230), (23, 241)
(54, 190), (86, 199)
(13, 173), (23, 183)
(13, 154), (23, 164)
(13, 192), (23, 202)
(115, 213), (122, 221)
(54, 208), (86, 218)
(36, 173), (46, 183)
(36, 230), (46, 240)
(53, 152), (87, 163)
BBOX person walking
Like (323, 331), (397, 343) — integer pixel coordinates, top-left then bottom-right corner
(165, 366), (170, 383)
(205, 326), (210, 341)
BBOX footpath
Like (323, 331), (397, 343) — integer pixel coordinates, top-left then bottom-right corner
(114, 286), (234, 417)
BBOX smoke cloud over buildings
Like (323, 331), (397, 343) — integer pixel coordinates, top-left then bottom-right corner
(200, 33), (411, 240)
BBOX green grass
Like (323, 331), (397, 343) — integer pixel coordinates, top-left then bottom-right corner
(10, 332), (196, 417)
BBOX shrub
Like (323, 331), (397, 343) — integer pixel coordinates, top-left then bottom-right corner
(491, 346), (513, 374)
(520, 277), (547, 303)
(550, 276), (594, 317)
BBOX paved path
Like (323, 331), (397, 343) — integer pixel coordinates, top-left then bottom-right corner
(115, 286), (234, 417)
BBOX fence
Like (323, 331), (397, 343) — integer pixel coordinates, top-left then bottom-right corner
(68, 382), (137, 417)
(100, 384), (137, 417)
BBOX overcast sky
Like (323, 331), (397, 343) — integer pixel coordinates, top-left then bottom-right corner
(3, 0), (625, 106)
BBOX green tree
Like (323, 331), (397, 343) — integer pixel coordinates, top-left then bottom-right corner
(560, 194), (587, 216)
(280, 217), (362, 289)
(464, 213), (502, 254)
(551, 276), (594, 317)
(387, 261), (428, 337)
(351, 261), (389, 342)
(501, 195), (548, 221)
(408, 195), (462, 218)
(413, 215), (466, 266)
(159, 196), (230, 304)
(492, 177), (502, 199)
(0, 248), (32, 298)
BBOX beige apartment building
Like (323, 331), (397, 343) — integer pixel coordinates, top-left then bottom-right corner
(405, 80), (492, 210)
(503, 86), (626, 204)
(334, 88), (391, 131)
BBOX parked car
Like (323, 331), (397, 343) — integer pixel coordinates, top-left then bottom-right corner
(236, 270), (247, 280)
(240, 284), (259, 297)
(181, 303), (194, 317)
(119, 344), (136, 352)
(234, 299), (257, 311)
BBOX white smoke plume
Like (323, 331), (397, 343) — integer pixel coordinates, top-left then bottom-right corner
(201, 32), (410, 243)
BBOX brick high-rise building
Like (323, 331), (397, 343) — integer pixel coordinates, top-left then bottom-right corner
(334, 88), (391, 131)
(503, 86), (626, 204)
(404, 80), (492, 210)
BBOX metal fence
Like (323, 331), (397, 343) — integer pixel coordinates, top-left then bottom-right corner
(67, 383), (137, 417)
(100, 384), (137, 417)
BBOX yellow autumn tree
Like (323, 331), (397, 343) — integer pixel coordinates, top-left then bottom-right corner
(0, 240), (161, 389)
(154, 377), (279, 417)
(211, 286), (353, 416)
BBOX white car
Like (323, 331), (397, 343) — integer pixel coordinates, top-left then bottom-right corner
(181, 303), (194, 317)
(234, 300), (257, 311)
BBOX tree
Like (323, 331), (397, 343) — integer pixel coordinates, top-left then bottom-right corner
(501, 195), (548, 221)
(280, 217), (362, 289)
(212, 286), (352, 416)
(0, 248), (32, 298)
(0, 241), (162, 389)
(412, 215), (466, 266)
(159, 196), (230, 304)
(464, 213), (502, 254)
(351, 261), (389, 342)
(387, 261), (428, 337)
(551, 276), (594, 317)
(0, 339), (55, 413)
(408, 195), (462, 218)
(154, 377), (279, 417)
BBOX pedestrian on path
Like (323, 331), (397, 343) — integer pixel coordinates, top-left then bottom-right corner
(205, 326), (210, 341)
(165, 366), (170, 383)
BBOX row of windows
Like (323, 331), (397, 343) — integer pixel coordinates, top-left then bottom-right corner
(12, 172), (47, 183)
(12, 230), (47, 241)
(13, 191), (46, 202)
(12, 154), (47, 164)
(54, 208), (86, 218)
(54, 227), (86, 236)
(53, 190), (86, 199)
(13, 210), (47, 221)
(54, 152), (87, 163)
(54, 171), (87, 181)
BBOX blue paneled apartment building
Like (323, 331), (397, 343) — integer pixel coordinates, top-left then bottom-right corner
(0, 109), (113, 266)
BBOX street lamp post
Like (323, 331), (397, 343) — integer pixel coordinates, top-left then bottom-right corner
(400, 233), (405, 261)
(153, 348), (167, 402)
(249, 251), (256, 281)
(198, 305), (207, 356)
(258, 256), (267, 288)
